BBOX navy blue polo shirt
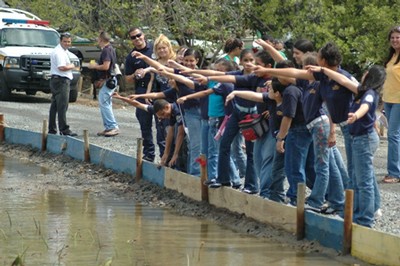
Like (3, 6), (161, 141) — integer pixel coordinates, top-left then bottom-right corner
(262, 92), (280, 137)
(125, 41), (153, 93)
(348, 89), (378, 136)
(297, 79), (325, 124)
(169, 102), (183, 126)
(281, 84), (306, 127)
(313, 69), (354, 123)
(227, 71), (257, 108)
(97, 44), (116, 79)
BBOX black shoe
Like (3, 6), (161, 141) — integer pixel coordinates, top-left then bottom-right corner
(241, 188), (258, 194)
(142, 156), (154, 162)
(60, 130), (77, 137)
(232, 183), (242, 189)
(209, 182), (230, 189)
(204, 179), (216, 186)
(304, 203), (321, 213)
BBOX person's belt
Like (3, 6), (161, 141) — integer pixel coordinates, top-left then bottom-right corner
(235, 103), (257, 113)
(306, 115), (328, 130)
(51, 75), (69, 79)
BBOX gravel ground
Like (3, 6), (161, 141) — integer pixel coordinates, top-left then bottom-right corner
(0, 91), (399, 237)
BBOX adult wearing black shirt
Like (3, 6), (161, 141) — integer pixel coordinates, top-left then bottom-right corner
(125, 27), (156, 162)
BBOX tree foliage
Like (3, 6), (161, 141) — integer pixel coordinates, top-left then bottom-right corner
(6, 0), (399, 75)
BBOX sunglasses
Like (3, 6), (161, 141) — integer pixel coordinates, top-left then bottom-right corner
(130, 33), (143, 40)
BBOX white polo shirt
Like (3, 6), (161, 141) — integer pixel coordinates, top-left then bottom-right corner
(50, 43), (73, 80)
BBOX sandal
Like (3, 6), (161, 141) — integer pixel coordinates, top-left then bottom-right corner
(383, 176), (400, 183)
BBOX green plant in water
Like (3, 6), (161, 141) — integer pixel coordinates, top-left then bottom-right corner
(11, 248), (28, 266)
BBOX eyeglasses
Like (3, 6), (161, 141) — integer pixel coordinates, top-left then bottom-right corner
(130, 33), (143, 40)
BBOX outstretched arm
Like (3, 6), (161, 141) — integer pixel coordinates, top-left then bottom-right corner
(159, 68), (195, 89)
(307, 65), (358, 94)
(177, 89), (214, 104)
(251, 64), (312, 80)
(132, 51), (174, 73)
(195, 74), (236, 85)
(255, 39), (286, 63)
(347, 103), (369, 124)
(128, 91), (165, 100)
(225, 90), (264, 105)
(112, 92), (149, 112)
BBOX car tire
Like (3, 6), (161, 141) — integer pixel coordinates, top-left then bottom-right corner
(69, 87), (78, 103)
(0, 79), (11, 101)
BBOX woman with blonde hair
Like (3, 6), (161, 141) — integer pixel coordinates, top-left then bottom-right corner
(153, 34), (176, 64)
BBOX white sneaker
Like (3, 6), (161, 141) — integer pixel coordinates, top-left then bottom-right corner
(374, 208), (383, 220)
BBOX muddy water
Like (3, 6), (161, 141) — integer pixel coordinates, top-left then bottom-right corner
(0, 155), (349, 266)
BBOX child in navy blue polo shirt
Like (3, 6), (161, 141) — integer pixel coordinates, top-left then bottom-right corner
(308, 65), (386, 227)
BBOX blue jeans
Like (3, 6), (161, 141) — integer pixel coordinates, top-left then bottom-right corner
(352, 131), (380, 227)
(218, 109), (257, 190)
(99, 82), (118, 131)
(262, 143), (286, 203)
(340, 124), (353, 187)
(326, 148), (345, 210)
(331, 145), (350, 189)
(255, 132), (275, 197)
(201, 119), (209, 156)
(208, 117), (240, 185)
(231, 133), (247, 177)
(184, 107), (202, 176)
(285, 125), (315, 203)
(384, 103), (400, 178)
(307, 118), (343, 209)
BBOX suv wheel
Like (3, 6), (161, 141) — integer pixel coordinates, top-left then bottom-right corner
(69, 86), (78, 102)
(0, 79), (11, 101)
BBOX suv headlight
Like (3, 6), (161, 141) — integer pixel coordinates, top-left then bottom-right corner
(70, 59), (81, 71)
(4, 57), (20, 69)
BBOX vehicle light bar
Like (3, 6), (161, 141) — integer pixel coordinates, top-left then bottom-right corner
(2, 18), (50, 26)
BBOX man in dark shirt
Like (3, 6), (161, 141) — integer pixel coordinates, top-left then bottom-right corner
(125, 27), (156, 162)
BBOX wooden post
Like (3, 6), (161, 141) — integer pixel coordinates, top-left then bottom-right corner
(77, 76), (83, 94)
(0, 113), (4, 142)
(83, 130), (90, 162)
(135, 138), (143, 182)
(199, 154), (208, 202)
(343, 189), (354, 255)
(296, 182), (306, 240)
(41, 119), (48, 151)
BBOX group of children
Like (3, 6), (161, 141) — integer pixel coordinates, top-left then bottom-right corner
(113, 35), (386, 228)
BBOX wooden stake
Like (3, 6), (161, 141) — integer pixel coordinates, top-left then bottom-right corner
(199, 154), (208, 202)
(135, 138), (143, 182)
(41, 119), (48, 151)
(343, 189), (354, 255)
(0, 113), (4, 142)
(83, 129), (90, 162)
(296, 182), (306, 240)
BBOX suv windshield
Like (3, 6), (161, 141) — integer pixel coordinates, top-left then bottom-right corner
(0, 28), (59, 47)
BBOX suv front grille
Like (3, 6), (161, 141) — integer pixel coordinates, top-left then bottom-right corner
(20, 55), (51, 72)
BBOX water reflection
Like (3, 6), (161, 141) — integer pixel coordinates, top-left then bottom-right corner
(0, 154), (350, 265)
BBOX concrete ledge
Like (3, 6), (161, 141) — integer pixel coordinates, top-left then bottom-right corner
(5, 128), (41, 150)
(305, 211), (343, 251)
(352, 224), (400, 266)
(164, 168), (202, 201)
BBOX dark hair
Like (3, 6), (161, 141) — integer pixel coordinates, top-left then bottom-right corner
(275, 60), (295, 69)
(153, 99), (169, 114)
(99, 31), (111, 42)
(271, 77), (286, 94)
(384, 26), (400, 67)
(261, 34), (275, 43)
(318, 42), (342, 67)
(60, 32), (71, 40)
(128, 27), (142, 36)
(255, 50), (274, 67)
(302, 52), (318, 66)
(356, 65), (386, 100)
(293, 39), (314, 53)
(214, 58), (237, 71)
(184, 48), (201, 60)
(223, 38), (243, 53)
(239, 48), (254, 60)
